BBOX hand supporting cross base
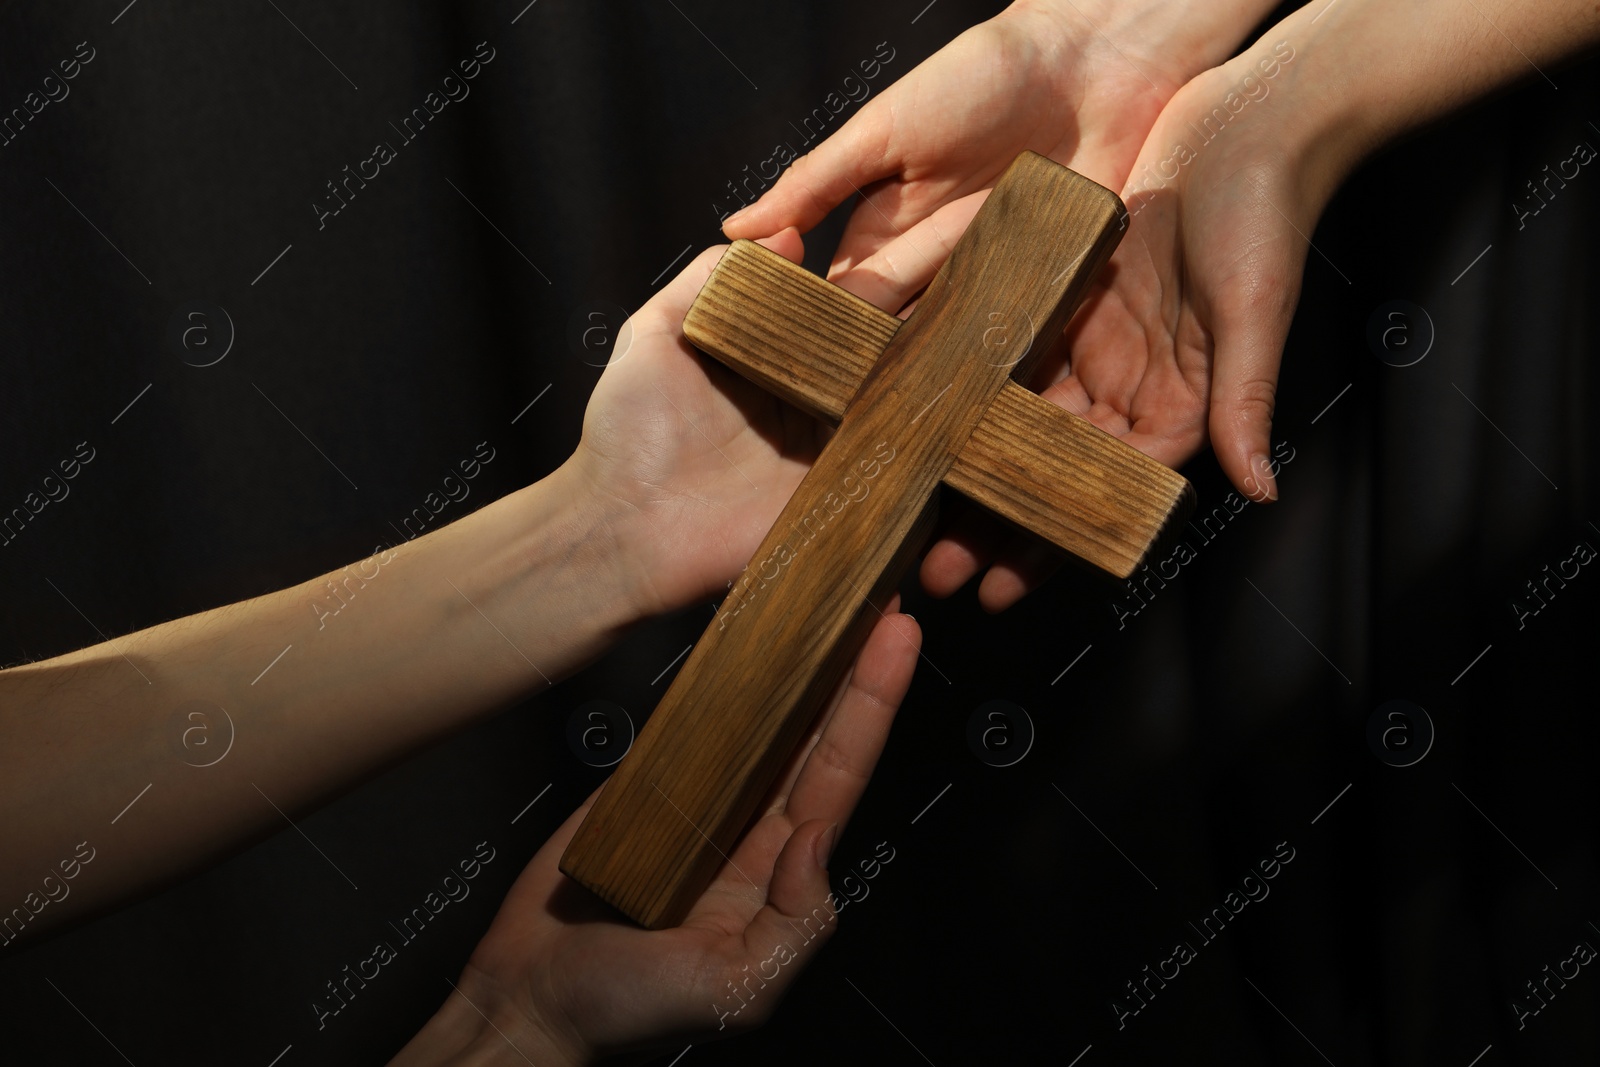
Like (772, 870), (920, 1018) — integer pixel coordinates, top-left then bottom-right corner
(562, 152), (1194, 929)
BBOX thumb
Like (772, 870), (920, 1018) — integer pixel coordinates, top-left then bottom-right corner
(1208, 328), (1284, 502)
(1206, 260), (1302, 504)
(721, 106), (896, 239)
(742, 819), (839, 965)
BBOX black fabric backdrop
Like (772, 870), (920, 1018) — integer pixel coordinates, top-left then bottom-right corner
(1, 2), (1596, 1064)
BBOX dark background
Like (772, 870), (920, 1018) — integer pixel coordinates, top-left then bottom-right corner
(1, 1), (1597, 1064)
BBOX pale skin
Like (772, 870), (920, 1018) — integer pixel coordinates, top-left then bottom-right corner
(0, 232), (921, 1063)
(6, 0), (1600, 1062)
(0, 230), (849, 928)
(727, 0), (1600, 611)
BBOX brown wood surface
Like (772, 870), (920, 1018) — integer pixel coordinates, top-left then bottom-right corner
(562, 153), (1187, 928)
(684, 239), (1194, 579)
(683, 238), (887, 417)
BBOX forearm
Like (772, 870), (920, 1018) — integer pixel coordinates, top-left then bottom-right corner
(1263, 0), (1600, 204)
(1020, 0), (1285, 84)
(994, 0), (1290, 197)
(0, 458), (638, 943)
(390, 964), (589, 1067)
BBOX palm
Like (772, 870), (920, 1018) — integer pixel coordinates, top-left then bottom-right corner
(1041, 70), (1311, 487)
(567, 236), (835, 617)
(716, 9), (1301, 607)
(463, 791), (806, 1056)
(916, 70), (1313, 604)
(724, 6), (1190, 307)
(460, 610), (922, 1062)
(1033, 189), (1220, 472)
(825, 16), (1170, 275)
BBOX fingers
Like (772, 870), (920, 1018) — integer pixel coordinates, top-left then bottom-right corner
(739, 818), (837, 983)
(923, 517), (1062, 613)
(720, 107), (896, 240)
(755, 819), (837, 932)
(612, 244), (737, 369)
(753, 226), (805, 265)
(765, 591), (900, 810)
(609, 231), (805, 381)
(1188, 160), (1310, 503)
(780, 612), (920, 829)
(700, 819), (837, 1035)
(729, 615), (919, 1003)
(828, 191), (984, 314)
(975, 538), (1061, 613)
(919, 506), (1006, 598)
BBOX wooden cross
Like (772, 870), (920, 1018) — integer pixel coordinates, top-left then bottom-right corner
(561, 152), (1193, 928)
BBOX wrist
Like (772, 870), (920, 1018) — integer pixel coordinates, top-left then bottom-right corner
(1236, 0), (1588, 213)
(542, 449), (675, 624)
(1260, 9), (1381, 201)
(391, 964), (588, 1067)
(387, 459), (643, 711)
(1209, 29), (1361, 220)
(1012, 0), (1286, 87)
(487, 459), (648, 657)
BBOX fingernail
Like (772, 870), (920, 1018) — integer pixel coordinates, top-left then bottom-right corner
(723, 205), (751, 226)
(1249, 452), (1279, 502)
(814, 823), (839, 869)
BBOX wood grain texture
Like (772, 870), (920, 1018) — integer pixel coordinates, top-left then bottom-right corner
(562, 153), (1182, 928)
(684, 241), (1194, 579)
(683, 238), (886, 419)
(944, 385), (1192, 579)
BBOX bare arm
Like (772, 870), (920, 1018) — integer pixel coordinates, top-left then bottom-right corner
(0, 460), (636, 944)
(2, 234), (930, 1066)
(0, 232), (832, 947)
(1282, 0), (1600, 203)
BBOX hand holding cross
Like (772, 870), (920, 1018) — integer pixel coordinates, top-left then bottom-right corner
(562, 152), (1193, 928)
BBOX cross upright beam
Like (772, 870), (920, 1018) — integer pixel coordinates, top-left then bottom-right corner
(562, 152), (1193, 929)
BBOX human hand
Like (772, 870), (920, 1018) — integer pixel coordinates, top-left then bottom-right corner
(560, 229), (842, 620)
(1035, 0), (1600, 515)
(722, 0), (1276, 306)
(715, 0), (1278, 610)
(1042, 47), (1322, 493)
(917, 40), (1336, 609)
(391, 608), (922, 1066)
